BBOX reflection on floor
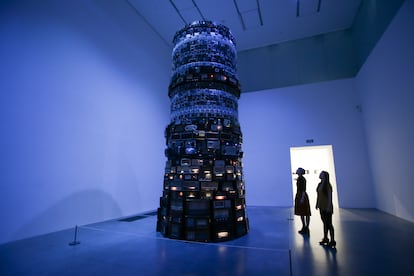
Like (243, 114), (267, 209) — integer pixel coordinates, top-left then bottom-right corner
(1, 206), (414, 275)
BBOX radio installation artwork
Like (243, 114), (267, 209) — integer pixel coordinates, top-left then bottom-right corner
(156, 21), (249, 242)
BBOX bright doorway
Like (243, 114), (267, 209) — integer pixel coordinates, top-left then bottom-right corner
(290, 145), (339, 209)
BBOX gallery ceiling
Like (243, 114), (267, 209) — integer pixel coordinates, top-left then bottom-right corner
(128, 0), (362, 51)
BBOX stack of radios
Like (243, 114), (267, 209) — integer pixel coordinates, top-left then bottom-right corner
(157, 21), (249, 242)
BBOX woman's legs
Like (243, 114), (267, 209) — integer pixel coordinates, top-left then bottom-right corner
(298, 216), (307, 234)
(325, 213), (335, 242)
(305, 216), (310, 229)
(320, 211), (335, 245)
(320, 211), (329, 242)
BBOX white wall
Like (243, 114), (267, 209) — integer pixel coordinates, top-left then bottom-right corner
(239, 78), (374, 208)
(0, 1), (171, 244)
(356, 0), (414, 222)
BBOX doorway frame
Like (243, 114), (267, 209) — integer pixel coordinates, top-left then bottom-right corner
(290, 145), (339, 209)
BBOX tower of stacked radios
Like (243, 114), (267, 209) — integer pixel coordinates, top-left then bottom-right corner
(156, 21), (249, 242)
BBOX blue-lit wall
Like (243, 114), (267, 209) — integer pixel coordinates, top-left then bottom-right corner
(0, 1), (170, 244)
(239, 78), (374, 208)
(356, 0), (414, 222)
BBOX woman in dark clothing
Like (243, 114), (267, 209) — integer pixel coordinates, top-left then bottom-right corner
(294, 168), (311, 234)
(316, 171), (336, 247)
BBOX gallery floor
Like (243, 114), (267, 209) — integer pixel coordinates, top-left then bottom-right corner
(1, 206), (413, 275)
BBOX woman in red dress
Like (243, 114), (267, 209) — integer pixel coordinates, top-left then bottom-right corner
(294, 167), (311, 234)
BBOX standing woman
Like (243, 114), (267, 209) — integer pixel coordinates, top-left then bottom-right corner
(316, 171), (336, 247)
(294, 168), (311, 234)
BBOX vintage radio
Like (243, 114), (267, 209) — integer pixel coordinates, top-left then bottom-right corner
(184, 124), (197, 132)
(165, 148), (173, 158)
(200, 181), (218, 191)
(206, 131), (219, 139)
(163, 179), (169, 190)
(235, 162), (242, 169)
(214, 190), (227, 200)
(203, 160), (214, 168)
(173, 124), (185, 132)
(181, 158), (191, 166)
(158, 206), (168, 219)
(221, 181), (235, 191)
(235, 209), (246, 222)
(212, 221), (234, 240)
(169, 166), (177, 174)
(199, 190), (214, 199)
(213, 209), (231, 221)
(164, 166), (171, 176)
(213, 166), (225, 180)
(185, 228), (211, 242)
(185, 148), (197, 155)
(236, 180), (244, 190)
(235, 221), (248, 237)
(170, 133), (181, 140)
(184, 191), (198, 199)
(170, 199), (184, 212)
(200, 148), (215, 158)
(226, 190), (238, 199)
(215, 231), (230, 240)
(185, 138), (196, 146)
(169, 214), (184, 224)
(223, 118), (231, 127)
(234, 198), (246, 210)
(185, 199), (210, 216)
(169, 190), (184, 199)
(214, 160), (225, 167)
(222, 145), (239, 156)
(190, 166), (200, 174)
(225, 165), (234, 174)
(213, 199), (232, 222)
(236, 173), (244, 181)
(213, 199), (231, 208)
(183, 174), (197, 181)
(171, 159), (180, 166)
(168, 223), (183, 239)
(226, 173), (236, 181)
(176, 166), (190, 174)
(191, 159), (203, 166)
(185, 216), (210, 228)
(159, 196), (169, 208)
(182, 181), (199, 191)
(171, 140), (184, 150)
(220, 133), (231, 140)
(206, 139), (220, 149)
(197, 130), (206, 137)
(196, 140), (206, 151)
(199, 171), (212, 182)
(157, 217), (168, 235)
(169, 180), (183, 191)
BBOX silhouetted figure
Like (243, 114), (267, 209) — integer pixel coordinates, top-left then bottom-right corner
(294, 167), (311, 235)
(316, 171), (336, 247)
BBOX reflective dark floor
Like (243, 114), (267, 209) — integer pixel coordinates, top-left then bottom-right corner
(1, 206), (414, 275)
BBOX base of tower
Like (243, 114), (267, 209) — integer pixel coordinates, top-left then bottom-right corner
(156, 194), (249, 242)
